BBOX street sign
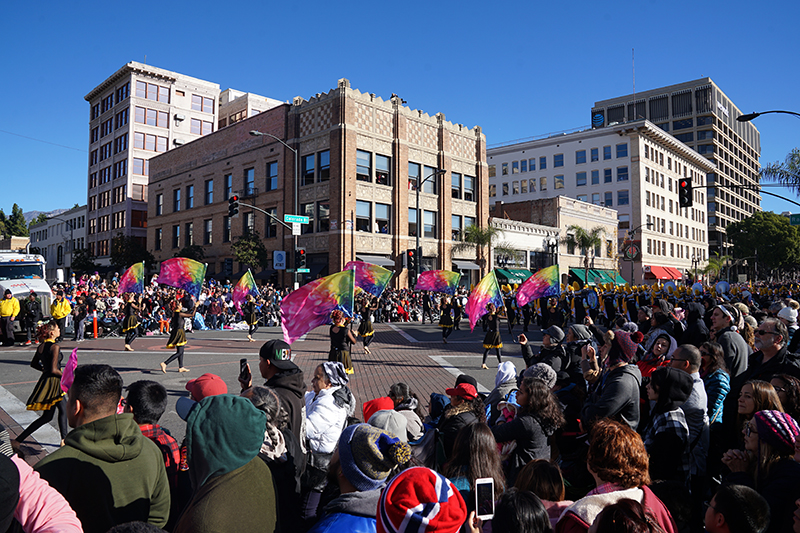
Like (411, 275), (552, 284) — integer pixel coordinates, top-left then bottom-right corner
(791, 214), (800, 226)
(296, 268), (310, 273)
(284, 214), (310, 224)
(292, 222), (301, 236)
(273, 250), (286, 270)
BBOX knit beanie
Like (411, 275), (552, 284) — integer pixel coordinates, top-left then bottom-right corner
(569, 324), (593, 341)
(363, 397), (395, 424)
(369, 409), (410, 442)
(378, 467), (467, 533)
(543, 326), (565, 343)
(753, 410), (800, 456)
(607, 331), (644, 367)
(0, 455), (20, 532)
(523, 363), (557, 389)
(338, 424), (411, 491)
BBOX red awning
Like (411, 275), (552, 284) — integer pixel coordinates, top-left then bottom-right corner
(645, 265), (682, 280)
(664, 267), (683, 279)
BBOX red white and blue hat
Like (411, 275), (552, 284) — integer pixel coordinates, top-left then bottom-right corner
(378, 467), (466, 533)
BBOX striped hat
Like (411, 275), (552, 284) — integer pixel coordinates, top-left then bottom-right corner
(753, 410), (800, 455)
(378, 467), (467, 533)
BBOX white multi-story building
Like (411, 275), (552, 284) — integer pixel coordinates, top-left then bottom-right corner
(487, 120), (715, 284)
(29, 205), (87, 282)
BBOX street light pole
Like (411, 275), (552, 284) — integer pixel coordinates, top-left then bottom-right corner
(250, 130), (299, 289)
(415, 169), (446, 281)
(625, 222), (653, 285)
(737, 110), (800, 122)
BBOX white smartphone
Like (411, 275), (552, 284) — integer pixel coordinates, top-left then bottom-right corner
(475, 477), (494, 520)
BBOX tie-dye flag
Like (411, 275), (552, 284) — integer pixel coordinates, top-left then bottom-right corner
(344, 261), (393, 299)
(233, 269), (260, 314)
(281, 269), (355, 344)
(60, 347), (78, 393)
(415, 270), (461, 295)
(515, 265), (560, 308)
(118, 262), (145, 294)
(465, 270), (504, 331)
(158, 258), (207, 299)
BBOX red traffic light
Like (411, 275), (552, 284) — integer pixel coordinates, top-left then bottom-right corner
(679, 181), (687, 188)
(231, 195), (238, 201)
(298, 249), (306, 256)
(408, 251), (414, 257)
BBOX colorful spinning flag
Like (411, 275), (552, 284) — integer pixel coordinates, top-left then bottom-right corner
(118, 262), (145, 294)
(515, 265), (560, 308)
(415, 270), (462, 295)
(281, 269), (356, 344)
(233, 269), (260, 313)
(60, 347), (78, 393)
(344, 261), (393, 299)
(465, 270), (504, 331)
(158, 258), (207, 299)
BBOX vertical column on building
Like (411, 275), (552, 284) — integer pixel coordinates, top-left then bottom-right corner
(392, 98), (409, 289)
(337, 80), (357, 274)
(474, 125), (489, 278)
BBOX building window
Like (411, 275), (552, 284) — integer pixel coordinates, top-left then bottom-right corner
(577, 194), (588, 202)
(529, 158), (536, 171)
(356, 150), (371, 181)
(244, 168), (255, 195)
(132, 158), (149, 176)
(302, 154), (315, 186)
(512, 161), (519, 174)
(464, 175), (475, 202)
(422, 166), (438, 194)
(591, 148), (599, 162)
(224, 174), (232, 200)
(590, 169), (599, 185)
(521, 180), (528, 194)
(408, 208), (417, 237)
(592, 193), (600, 205)
(243, 213), (254, 235)
(191, 94), (214, 113)
(265, 161), (278, 191)
(617, 166), (629, 182)
(133, 132), (167, 152)
(265, 208), (277, 238)
(408, 162), (420, 190)
(488, 164), (496, 177)
(318, 202), (330, 232)
(356, 200), (371, 231)
(301, 203), (315, 234)
(603, 146), (612, 160)
(529, 178), (536, 192)
(135, 107), (168, 128)
(101, 94), (114, 113)
(520, 159), (528, 172)
(502, 163), (508, 175)
(185, 185), (194, 209)
(604, 192), (613, 207)
(576, 150), (586, 164)
(155, 194), (163, 216)
(154, 228), (162, 250)
(319, 150), (330, 182)
(115, 109), (129, 129)
(554, 154), (564, 167)
(172, 225), (180, 249)
(618, 190), (630, 205)
(202, 219), (212, 245)
(375, 203), (390, 234)
(512, 181), (520, 195)
(132, 184), (146, 202)
(204, 180), (213, 205)
(223, 216), (231, 243)
(554, 175), (564, 189)
(100, 143), (112, 161)
(190, 118), (212, 135)
(539, 156), (547, 170)
(616, 143), (628, 158)
(502, 183), (508, 196)
(540, 176), (547, 191)
(91, 104), (100, 120)
(90, 127), (99, 143)
(423, 210), (437, 239)
(576, 172), (587, 186)
(376, 154), (391, 186)
(136, 81), (169, 103)
(604, 169), (612, 183)
(113, 160), (127, 179)
(114, 134), (128, 154)
(115, 82), (130, 103)
(173, 189), (181, 212)
(489, 184), (496, 197)
(452, 215), (462, 240)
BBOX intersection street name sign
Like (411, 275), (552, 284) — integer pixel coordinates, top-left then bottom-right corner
(284, 214), (310, 224)
(791, 214), (800, 226)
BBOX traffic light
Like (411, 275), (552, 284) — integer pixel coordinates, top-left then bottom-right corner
(678, 179), (693, 208)
(406, 249), (416, 272)
(228, 195), (240, 217)
(295, 248), (307, 269)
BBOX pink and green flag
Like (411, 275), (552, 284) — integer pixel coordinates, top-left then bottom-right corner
(158, 258), (207, 299)
(516, 265), (560, 308)
(465, 270), (504, 331)
(415, 270), (461, 295)
(344, 261), (393, 299)
(233, 269), (260, 314)
(118, 262), (145, 294)
(281, 269), (356, 344)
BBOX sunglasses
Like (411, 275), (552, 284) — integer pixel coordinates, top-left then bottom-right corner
(745, 423), (757, 437)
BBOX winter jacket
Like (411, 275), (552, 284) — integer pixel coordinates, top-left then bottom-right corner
(682, 303), (709, 347)
(682, 372), (710, 477)
(305, 387), (349, 454)
(492, 411), (554, 484)
(581, 364), (642, 430)
(636, 333), (677, 379)
(10, 454), (83, 533)
(0, 297), (20, 317)
(395, 400), (424, 441)
(439, 403), (479, 458)
(49, 299), (72, 320)
(701, 368), (730, 425)
(35, 413), (170, 533)
(715, 327), (750, 378)
(725, 458), (800, 533)
(523, 344), (568, 372)
(22, 299), (42, 323)
(265, 368), (307, 449)
(555, 485), (677, 533)
(307, 487), (383, 533)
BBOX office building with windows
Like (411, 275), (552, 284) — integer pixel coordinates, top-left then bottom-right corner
(487, 120), (715, 284)
(29, 205), (87, 281)
(591, 78), (761, 258)
(147, 78), (487, 287)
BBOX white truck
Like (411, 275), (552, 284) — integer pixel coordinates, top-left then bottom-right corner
(0, 251), (53, 334)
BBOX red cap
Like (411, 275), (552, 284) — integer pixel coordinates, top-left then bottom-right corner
(185, 373), (228, 401)
(445, 383), (478, 401)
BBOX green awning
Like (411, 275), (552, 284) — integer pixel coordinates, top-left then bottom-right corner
(569, 268), (622, 287)
(590, 269), (616, 285)
(495, 268), (533, 285)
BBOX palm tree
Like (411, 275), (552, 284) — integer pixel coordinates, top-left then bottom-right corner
(451, 225), (509, 277)
(761, 148), (800, 194)
(561, 225), (605, 278)
(702, 252), (730, 282)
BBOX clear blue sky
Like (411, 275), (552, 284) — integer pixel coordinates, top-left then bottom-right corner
(2, 0), (799, 215)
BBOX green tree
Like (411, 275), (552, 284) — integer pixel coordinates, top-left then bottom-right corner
(175, 244), (205, 262)
(0, 211), (6, 238)
(727, 211), (800, 273)
(761, 148), (800, 194)
(562, 225), (605, 273)
(451, 225), (506, 276)
(29, 213), (48, 228)
(702, 252), (730, 282)
(71, 248), (98, 275)
(110, 234), (155, 270)
(231, 231), (269, 270)
(4, 204), (29, 237)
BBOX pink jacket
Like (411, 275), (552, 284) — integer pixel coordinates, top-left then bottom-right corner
(12, 455), (83, 533)
(555, 485), (676, 533)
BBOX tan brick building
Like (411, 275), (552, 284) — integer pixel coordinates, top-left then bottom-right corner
(148, 79), (488, 288)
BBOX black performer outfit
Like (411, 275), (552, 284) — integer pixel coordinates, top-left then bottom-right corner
(244, 300), (259, 337)
(505, 297), (517, 336)
(17, 340), (68, 442)
(522, 304), (533, 332)
(482, 312), (503, 366)
(439, 302), (454, 342)
(163, 309), (190, 370)
(422, 293), (434, 324)
(453, 297), (464, 330)
(357, 301), (377, 350)
(122, 301), (140, 346)
(328, 325), (354, 373)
